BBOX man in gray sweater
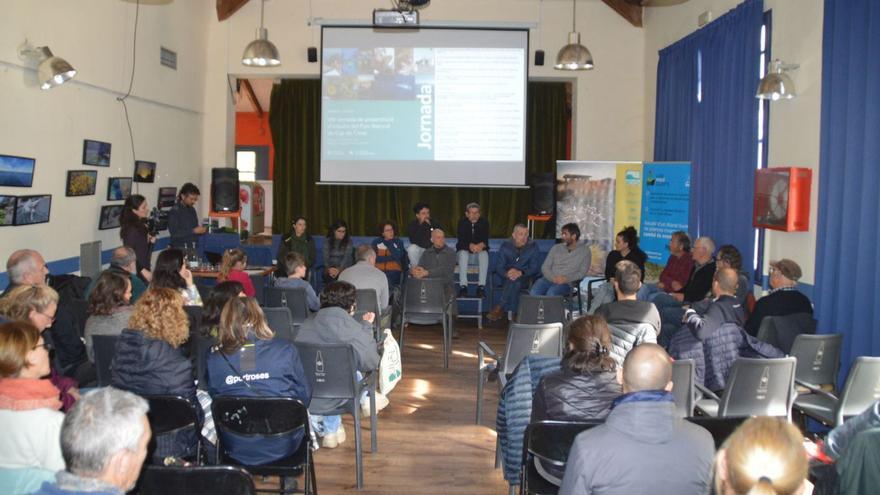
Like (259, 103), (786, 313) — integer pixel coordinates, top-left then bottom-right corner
(560, 344), (714, 495)
(411, 228), (457, 287)
(530, 223), (591, 296)
(340, 245), (390, 312)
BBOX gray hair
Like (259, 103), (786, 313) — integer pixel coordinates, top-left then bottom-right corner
(512, 223), (528, 233)
(6, 249), (41, 284)
(110, 246), (137, 269)
(355, 244), (375, 262)
(465, 202), (480, 212)
(696, 236), (716, 254)
(61, 387), (149, 476)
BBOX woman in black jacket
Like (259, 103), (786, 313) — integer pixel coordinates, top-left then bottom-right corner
(531, 314), (622, 423)
(120, 194), (155, 283)
(110, 287), (202, 461)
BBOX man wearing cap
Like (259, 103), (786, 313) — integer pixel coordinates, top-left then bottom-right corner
(744, 259), (813, 336)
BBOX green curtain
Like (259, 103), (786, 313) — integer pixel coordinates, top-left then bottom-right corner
(270, 79), (568, 239)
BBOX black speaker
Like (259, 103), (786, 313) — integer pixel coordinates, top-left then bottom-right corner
(211, 168), (239, 212)
(535, 50), (545, 66)
(307, 47), (318, 63)
(530, 172), (555, 214)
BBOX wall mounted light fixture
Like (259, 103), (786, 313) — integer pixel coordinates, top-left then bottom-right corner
(756, 59), (799, 101)
(18, 41), (77, 90)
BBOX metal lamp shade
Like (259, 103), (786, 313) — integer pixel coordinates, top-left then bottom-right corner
(555, 32), (593, 71)
(36, 47), (76, 90)
(756, 71), (796, 100)
(242, 27), (280, 67)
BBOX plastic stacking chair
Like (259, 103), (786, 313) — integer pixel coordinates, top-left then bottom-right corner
(263, 306), (296, 342)
(212, 397), (315, 494)
(790, 333), (843, 395)
(400, 277), (455, 368)
(141, 395), (203, 465)
(92, 334), (119, 387)
(521, 420), (604, 495)
(756, 312), (817, 353)
(264, 287), (311, 326)
(671, 359), (695, 418)
(516, 296), (567, 325)
(695, 357), (796, 418)
(354, 288), (383, 342)
(138, 465), (256, 495)
(475, 322), (564, 425)
(295, 342), (377, 490)
(684, 416), (749, 448)
(794, 356), (880, 427)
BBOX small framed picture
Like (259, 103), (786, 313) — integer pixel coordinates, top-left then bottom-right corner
(0, 195), (16, 226)
(107, 177), (133, 201)
(158, 187), (177, 208)
(66, 170), (98, 197)
(82, 140), (111, 167)
(99, 204), (125, 230)
(14, 194), (52, 226)
(133, 160), (156, 183)
(0, 154), (36, 187)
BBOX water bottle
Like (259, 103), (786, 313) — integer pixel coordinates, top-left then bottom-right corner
(186, 243), (199, 269)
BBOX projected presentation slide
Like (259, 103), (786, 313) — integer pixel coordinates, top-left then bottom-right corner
(321, 27), (528, 187)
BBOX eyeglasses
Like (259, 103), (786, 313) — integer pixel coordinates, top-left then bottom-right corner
(33, 341), (54, 351)
(36, 310), (56, 323)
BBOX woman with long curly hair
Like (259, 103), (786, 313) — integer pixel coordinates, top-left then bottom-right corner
(83, 271), (132, 362)
(110, 288), (201, 461)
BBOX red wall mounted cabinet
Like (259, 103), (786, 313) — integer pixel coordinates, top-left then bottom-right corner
(753, 167), (812, 232)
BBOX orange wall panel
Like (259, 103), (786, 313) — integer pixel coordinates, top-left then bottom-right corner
(235, 112), (275, 179)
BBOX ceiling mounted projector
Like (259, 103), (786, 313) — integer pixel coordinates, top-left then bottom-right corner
(395, 0), (430, 9)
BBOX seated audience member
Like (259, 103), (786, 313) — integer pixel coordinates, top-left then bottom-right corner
(323, 219), (356, 283)
(683, 268), (746, 340)
(406, 202), (441, 267)
(110, 288), (201, 460)
(84, 272), (133, 363)
(596, 261), (660, 365)
(604, 226), (647, 281)
(3, 250), (91, 387)
(532, 314), (621, 423)
(340, 245), (391, 313)
(825, 399), (880, 461)
(0, 322), (65, 476)
(530, 223), (590, 297)
(714, 417), (809, 495)
(559, 344), (714, 495)
(275, 253), (320, 313)
(715, 244), (751, 310)
(200, 281), (246, 337)
(31, 387), (151, 495)
(455, 202), (490, 297)
(653, 236), (717, 347)
(487, 223), (541, 322)
(167, 182), (206, 250)
(276, 216), (316, 278)
(654, 231), (694, 294)
(83, 247), (146, 304)
(206, 297), (311, 464)
(371, 220), (408, 288)
(295, 282), (382, 448)
(217, 248), (256, 297)
(150, 248), (203, 306)
(411, 228), (457, 287)
(0, 285), (80, 410)
(744, 259), (813, 336)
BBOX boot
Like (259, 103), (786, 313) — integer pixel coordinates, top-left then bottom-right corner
(487, 304), (504, 322)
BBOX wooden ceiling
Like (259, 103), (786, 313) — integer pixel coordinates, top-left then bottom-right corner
(217, 0), (644, 28)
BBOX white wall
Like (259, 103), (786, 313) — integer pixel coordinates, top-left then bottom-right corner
(203, 0), (647, 169)
(643, 0), (823, 285)
(0, 0), (212, 270)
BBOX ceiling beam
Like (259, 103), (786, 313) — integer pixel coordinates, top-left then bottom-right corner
(601, 0), (643, 28)
(241, 79), (264, 118)
(217, 0), (251, 22)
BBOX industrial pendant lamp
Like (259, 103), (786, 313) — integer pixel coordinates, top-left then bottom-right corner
(555, 0), (593, 71)
(242, 0), (280, 67)
(19, 42), (76, 90)
(756, 59), (798, 101)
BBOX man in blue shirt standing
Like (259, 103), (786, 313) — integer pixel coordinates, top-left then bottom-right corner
(167, 183), (206, 249)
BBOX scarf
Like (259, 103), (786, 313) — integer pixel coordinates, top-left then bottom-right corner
(611, 389), (674, 409)
(0, 377), (63, 411)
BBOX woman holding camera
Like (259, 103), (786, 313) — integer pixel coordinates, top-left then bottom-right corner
(120, 194), (155, 283)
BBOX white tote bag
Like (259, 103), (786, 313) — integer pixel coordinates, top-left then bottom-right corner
(379, 329), (402, 395)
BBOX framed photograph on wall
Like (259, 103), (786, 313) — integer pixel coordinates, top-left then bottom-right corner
(0, 154), (36, 187)
(0, 195), (16, 226)
(133, 160), (156, 183)
(99, 204), (125, 230)
(158, 187), (177, 208)
(66, 170), (98, 197)
(107, 177), (132, 201)
(82, 140), (111, 167)
(14, 194), (52, 226)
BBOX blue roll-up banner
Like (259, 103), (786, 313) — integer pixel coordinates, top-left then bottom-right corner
(639, 162), (691, 265)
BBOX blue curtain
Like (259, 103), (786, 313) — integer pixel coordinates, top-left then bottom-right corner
(654, 0), (763, 276)
(816, 0), (880, 379)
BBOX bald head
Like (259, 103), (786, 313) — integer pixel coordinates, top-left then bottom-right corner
(713, 267), (739, 297)
(6, 249), (47, 285)
(621, 344), (673, 393)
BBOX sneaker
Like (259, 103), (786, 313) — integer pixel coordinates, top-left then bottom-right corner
(477, 286), (486, 298)
(322, 432), (338, 448)
(361, 392), (391, 416)
(336, 425), (346, 445)
(458, 286), (469, 297)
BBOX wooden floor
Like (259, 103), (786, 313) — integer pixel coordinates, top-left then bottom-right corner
(271, 318), (512, 494)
